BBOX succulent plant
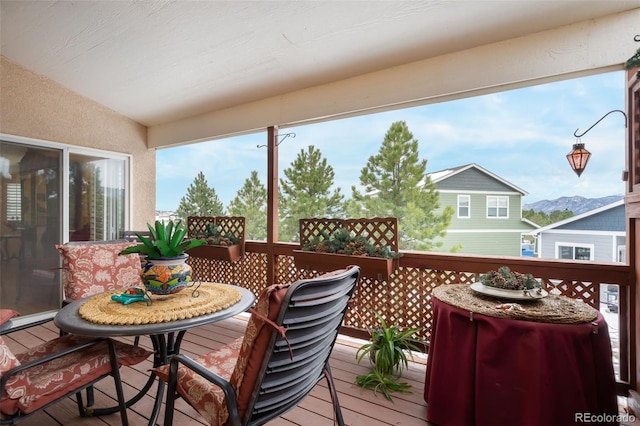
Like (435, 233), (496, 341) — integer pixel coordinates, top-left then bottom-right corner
(302, 227), (401, 259)
(119, 220), (205, 259)
(194, 223), (239, 246)
(479, 266), (539, 290)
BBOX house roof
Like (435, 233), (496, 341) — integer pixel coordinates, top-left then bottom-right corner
(428, 163), (528, 196)
(1, 1), (638, 145)
(533, 199), (625, 233)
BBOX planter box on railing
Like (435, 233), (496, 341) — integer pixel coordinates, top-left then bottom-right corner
(187, 216), (245, 263)
(292, 250), (396, 281)
(294, 217), (399, 281)
(187, 244), (243, 263)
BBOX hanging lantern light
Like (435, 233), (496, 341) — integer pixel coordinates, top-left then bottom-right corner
(566, 142), (591, 177)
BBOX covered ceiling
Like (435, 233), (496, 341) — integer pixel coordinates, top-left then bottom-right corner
(1, 1), (640, 130)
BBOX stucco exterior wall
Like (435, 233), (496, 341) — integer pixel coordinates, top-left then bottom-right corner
(0, 56), (155, 230)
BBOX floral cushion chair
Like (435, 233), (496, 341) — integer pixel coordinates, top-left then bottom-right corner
(0, 309), (152, 424)
(54, 240), (145, 407)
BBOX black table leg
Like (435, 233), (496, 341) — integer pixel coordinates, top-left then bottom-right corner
(90, 331), (187, 426)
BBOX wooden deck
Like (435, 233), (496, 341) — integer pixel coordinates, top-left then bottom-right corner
(2, 314), (430, 426)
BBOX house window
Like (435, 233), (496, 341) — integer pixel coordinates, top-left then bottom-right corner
(487, 196), (508, 218)
(557, 243), (594, 261)
(457, 195), (470, 218)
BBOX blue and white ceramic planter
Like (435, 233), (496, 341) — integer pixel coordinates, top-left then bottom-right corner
(141, 254), (192, 295)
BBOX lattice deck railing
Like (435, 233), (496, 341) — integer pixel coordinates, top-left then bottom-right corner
(187, 241), (632, 386)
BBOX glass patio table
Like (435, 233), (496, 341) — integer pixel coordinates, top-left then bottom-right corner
(54, 282), (255, 426)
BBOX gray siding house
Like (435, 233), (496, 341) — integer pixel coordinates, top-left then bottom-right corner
(430, 164), (538, 256)
(534, 200), (626, 263)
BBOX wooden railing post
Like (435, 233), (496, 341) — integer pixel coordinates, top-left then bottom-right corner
(266, 126), (278, 286)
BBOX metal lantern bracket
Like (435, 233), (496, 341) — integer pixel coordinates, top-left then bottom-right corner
(257, 132), (296, 148)
(573, 109), (627, 138)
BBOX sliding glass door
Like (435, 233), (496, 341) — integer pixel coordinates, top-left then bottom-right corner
(0, 137), (130, 314)
(0, 142), (62, 313)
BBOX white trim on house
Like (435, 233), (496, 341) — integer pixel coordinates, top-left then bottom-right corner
(446, 229), (539, 233)
(539, 229), (625, 237)
(438, 189), (522, 196)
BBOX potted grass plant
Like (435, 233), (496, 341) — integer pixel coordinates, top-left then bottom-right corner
(355, 311), (424, 401)
(120, 220), (205, 294)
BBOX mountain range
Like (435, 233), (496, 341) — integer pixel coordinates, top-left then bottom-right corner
(523, 195), (624, 215)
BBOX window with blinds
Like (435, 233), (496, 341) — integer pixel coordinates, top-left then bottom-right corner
(6, 182), (21, 221)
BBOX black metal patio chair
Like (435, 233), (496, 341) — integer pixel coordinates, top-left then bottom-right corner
(155, 266), (361, 426)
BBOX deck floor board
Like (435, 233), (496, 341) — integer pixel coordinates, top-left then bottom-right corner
(3, 315), (429, 425)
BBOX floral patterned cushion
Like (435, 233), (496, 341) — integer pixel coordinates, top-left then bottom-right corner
(0, 334), (151, 415)
(0, 336), (21, 377)
(154, 338), (244, 426)
(0, 311), (22, 378)
(56, 242), (143, 300)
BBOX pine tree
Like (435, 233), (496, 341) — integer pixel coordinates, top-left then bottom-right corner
(228, 171), (267, 241)
(279, 145), (345, 242)
(523, 208), (573, 227)
(350, 121), (453, 250)
(175, 171), (224, 222)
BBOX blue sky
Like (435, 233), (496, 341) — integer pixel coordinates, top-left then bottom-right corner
(156, 71), (626, 211)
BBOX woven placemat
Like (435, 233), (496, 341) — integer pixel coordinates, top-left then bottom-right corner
(79, 283), (243, 325)
(433, 284), (598, 324)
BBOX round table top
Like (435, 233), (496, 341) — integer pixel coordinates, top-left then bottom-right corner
(433, 283), (598, 324)
(54, 284), (255, 337)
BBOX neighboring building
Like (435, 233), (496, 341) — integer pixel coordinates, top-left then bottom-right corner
(430, 164), (538, 256)
(533, 200), (626, 263)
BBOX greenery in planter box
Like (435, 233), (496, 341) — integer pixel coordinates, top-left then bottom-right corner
(195, 223), (240, 246)
(355, 311), (424, 401)
(302, 228), (401, 259)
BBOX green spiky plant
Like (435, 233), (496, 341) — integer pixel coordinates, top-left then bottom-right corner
(119, 220), (205, 259)
(355, 311), (424, 402)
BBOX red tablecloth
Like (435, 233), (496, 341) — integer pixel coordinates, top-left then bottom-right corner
(424, 296), (618, 426)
